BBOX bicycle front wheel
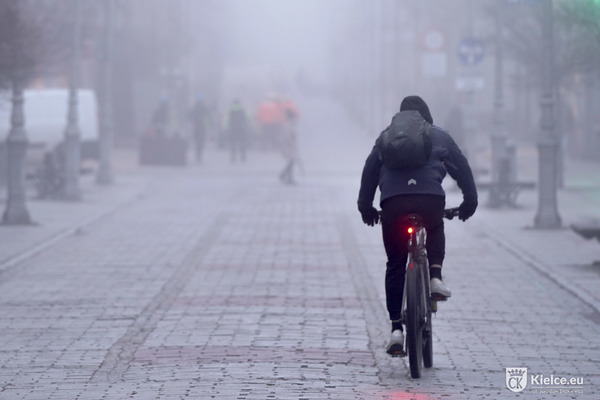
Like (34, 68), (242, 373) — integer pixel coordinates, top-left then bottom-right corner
(422, 302), (433, 368)
(405, 256), (424, 379)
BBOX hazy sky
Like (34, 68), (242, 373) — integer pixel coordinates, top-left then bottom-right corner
(226, 0), (335, 79)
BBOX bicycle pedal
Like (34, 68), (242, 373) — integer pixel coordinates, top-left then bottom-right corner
(388, 351), (406, 358)
(431, 295), (448, 302)
(386, 344), (406, 358)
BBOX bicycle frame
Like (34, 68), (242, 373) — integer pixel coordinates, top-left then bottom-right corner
(401, 214), (430, 318)
(399, 208), (459, 378)
(400, 213), (433, 379)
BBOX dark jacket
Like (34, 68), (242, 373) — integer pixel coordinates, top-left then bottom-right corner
(357, 124), (477, 211)
(226, 101), (248, 138)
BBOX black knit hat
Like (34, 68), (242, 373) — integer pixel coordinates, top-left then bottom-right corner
(400, 95), (433, 124)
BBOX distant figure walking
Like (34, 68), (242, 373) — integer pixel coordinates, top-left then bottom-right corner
(256, 93), (286, 150)
(188, 95), (211, 163)
(226, 99), (249, 163)
(279, 99), (300, 185)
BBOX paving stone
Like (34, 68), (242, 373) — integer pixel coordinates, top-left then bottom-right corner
(1, 98), (599, 399)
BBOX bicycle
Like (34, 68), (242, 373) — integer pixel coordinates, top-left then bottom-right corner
(398, 207), (460, 379)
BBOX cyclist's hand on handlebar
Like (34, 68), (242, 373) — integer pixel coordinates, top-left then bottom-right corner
(360, 207), (380, 226)
(458, 199), (477, 221)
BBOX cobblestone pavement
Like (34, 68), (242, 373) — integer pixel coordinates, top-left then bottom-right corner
(0, 98), (599, 399)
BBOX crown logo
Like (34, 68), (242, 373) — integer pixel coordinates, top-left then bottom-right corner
(506, 367), (528, 392)
(508, 369), (526, 377)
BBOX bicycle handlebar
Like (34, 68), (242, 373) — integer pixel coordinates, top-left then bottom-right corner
(375, 207), (460, 221)
(444, 207), (460, 220)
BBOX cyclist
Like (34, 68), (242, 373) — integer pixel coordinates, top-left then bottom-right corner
(357, 95), (478, 355)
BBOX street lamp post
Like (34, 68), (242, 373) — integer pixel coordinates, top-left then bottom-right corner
(96, 0), (114, 185)
(489, 0), (508, 208)
(61, 0), (82, 201)
(534, 0), (561, 228)
(2, 79), (32, 225)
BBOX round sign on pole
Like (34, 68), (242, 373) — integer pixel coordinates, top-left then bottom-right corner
(423, 29), (445, 51)
(457, 37), (485, 66)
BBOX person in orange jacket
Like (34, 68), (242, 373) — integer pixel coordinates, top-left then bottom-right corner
(256, 93), (286, 150)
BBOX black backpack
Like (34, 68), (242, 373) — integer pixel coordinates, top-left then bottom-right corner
(377, 110), (432, 170)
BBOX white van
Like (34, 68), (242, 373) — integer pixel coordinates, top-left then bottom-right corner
(0, 88), (99, 181)
(0, 88), (99, 149)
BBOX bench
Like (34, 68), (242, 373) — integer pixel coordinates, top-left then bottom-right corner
(479, 180), (536, 208)
(570, 223), (600, 243)
(479, 157), (535, 208)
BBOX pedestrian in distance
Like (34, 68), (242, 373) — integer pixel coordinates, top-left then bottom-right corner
(278, 102), (300, 185)
(188, 94), (211, 163)
(256, 93), (286, 150)
(281, 97), (299, 123)
(357, 95), (478, 356)
(225, 98), (249, 163)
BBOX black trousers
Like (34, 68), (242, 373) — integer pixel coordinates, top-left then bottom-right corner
(380, 194), (445, 321)
(230, 135), (247, 163)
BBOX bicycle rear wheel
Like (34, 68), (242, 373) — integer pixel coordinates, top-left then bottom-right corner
(405, 256), (424, 379)
(423, 266), (433, 369)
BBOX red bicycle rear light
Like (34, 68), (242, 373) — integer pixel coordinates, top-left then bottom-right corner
(407, 227), (413, 234)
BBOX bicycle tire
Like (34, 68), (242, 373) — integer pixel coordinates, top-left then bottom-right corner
(422, 264), (433, 368)
(405, 255), (424, 379)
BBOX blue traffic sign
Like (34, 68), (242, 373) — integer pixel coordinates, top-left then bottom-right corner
(457, 37), (485, 66)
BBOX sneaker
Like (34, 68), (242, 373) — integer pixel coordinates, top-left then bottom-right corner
(386, 329), (405, 357)
(431, 277), (451, 299)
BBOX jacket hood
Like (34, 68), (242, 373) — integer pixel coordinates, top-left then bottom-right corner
(400, 96), (433, 124)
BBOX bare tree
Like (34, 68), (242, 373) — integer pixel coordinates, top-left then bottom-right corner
(0, 1), (44, 90)
(498, 1), (600, 83)
(556, 0), (600, 76)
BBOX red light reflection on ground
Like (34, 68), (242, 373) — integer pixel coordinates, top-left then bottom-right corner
(384, 392), (437, 400)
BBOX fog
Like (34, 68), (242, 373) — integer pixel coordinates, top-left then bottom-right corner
(1, 4), (600, 395)
(190, 0), (495, 177)
(225, 1), (331, 76)
(183, 0), (507, 139)
(3, 0), (600, 192)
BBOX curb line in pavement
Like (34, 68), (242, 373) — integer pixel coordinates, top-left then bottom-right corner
(484, 222), (600, 319)
(0, 179), (152, 276)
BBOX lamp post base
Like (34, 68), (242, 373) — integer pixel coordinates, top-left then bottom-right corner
(534, 140), (561, 229)
(2, 204), (32, 225)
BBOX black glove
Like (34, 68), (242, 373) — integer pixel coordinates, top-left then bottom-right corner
(360, 207), (380, 226)
(458, 199), (477, 221)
